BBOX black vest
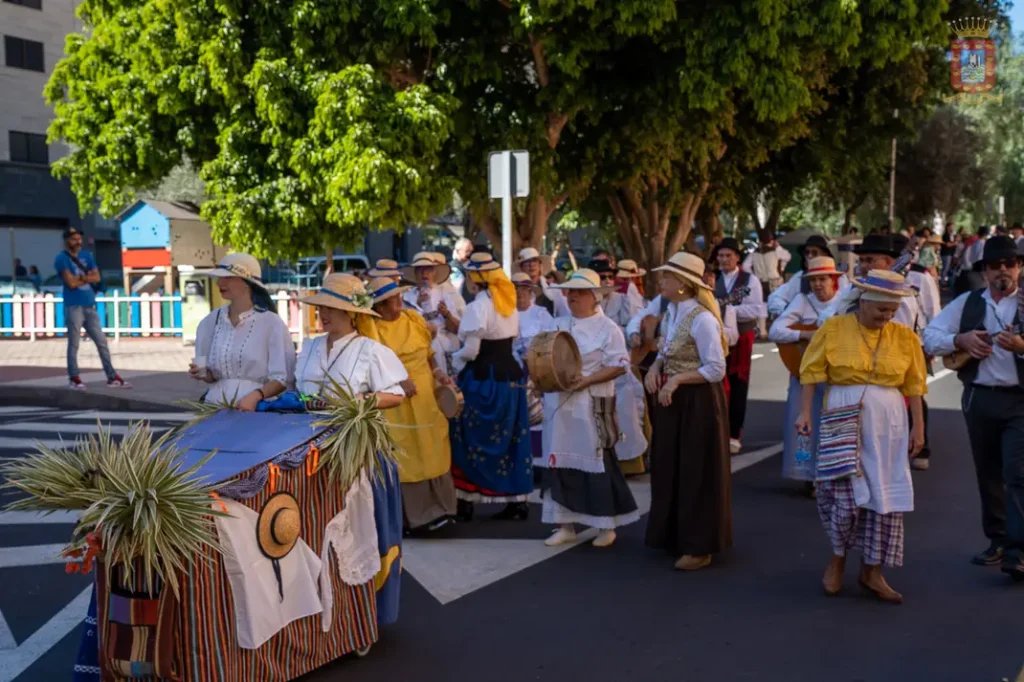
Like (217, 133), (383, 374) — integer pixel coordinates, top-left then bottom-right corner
(715, 270), (756, 334)
(535, 290), (555, 315)
(956, 289), (1024, 385)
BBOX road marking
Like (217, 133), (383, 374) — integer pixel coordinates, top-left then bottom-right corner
(0, 407), (58, 416)
(770, 348), (779, 353)
(731, 443), (783, 472)
(66, 411), (191, 422)
(0, 585), (91, 682)
(0, 544), (69, 569)
(0, 511), (79, 526)
(0, 609), (14, 651)
(0, 437), (75, 450)
(927, 368), (952, 384)
(0, 422), (167, 436)
(751, 354), (764, 360)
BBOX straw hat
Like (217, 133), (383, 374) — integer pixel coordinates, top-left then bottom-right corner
(518, 247), (541, 264)
(511, 272), (533, 286)
(926, 233), (944, 245)
(616, 259), (646, 278)
(401, 252), (452, 283)
(366, 259), (403, 278)
(299, 273), (380, 317)
(652, 252), (713, 291)
(801, 256), (841, 278)
(464, 252), (502, 272)
(256, 492), (302, 560)
(551, 268), (613, 293)
(199, 253), (267, 290)
(852, 269), (914, 301)
(367, 276), (411, 304)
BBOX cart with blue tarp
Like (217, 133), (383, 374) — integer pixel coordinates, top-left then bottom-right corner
(73, 406), (402, 682)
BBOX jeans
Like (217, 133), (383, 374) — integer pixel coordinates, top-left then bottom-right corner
(66, 305), (116, 380)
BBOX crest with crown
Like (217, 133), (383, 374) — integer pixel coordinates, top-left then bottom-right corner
(949, 17), (997, 94)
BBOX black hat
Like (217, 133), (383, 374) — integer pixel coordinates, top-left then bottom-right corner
(979, 235), (1022, 266)
(854, 234), (901, 258)
(711, 237), (745, 260)
(587, 259), (615, 274)
(62, 227), (83, 240)
(799, 234), (830, 254)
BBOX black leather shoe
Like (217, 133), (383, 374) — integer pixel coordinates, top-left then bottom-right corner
(491, 502), (529, 521)
(1000, 552), (1024, 582)
(971, 542), (1005, 566)
(456, 499), (474, 522)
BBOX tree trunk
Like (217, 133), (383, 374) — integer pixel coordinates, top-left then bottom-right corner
(324, 243), (334, 275)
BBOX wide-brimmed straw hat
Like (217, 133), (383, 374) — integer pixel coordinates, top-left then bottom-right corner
(616, 259), (646, 278)
(552, 268), (613, 293)
(852, 269), (914, 300)
(367, 276), (410, 304)
(652, 252), (713, 291)
(518, 247), (541, 264)
(199, 253), (267, 290)
(401, 252), (452, 283)
(511, 272), (534, 286)
(299, 273), (380, 317)
(464, 252), (502, 272)
(801, 256), (841, 278)
(366, 259), (403, 278)
(257, 492), (302, 560)
(926, 234), (944, 245)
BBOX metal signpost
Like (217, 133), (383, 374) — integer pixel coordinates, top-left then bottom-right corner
(488, 150), (530, 275)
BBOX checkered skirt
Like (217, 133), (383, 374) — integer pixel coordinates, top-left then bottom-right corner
(816, 477), (904, 567)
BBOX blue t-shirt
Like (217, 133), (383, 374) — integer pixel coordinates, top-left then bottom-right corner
(53, 250), (97, 307)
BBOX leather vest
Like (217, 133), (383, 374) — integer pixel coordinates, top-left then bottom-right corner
(957, 289), (1024, 385)
(715, 270), (756, 334)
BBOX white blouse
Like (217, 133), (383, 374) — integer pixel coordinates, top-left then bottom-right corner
(295, 332), (407, 397)
(657, 299), (727, 383)
(768, 293), (831, 344)
(602, 290), (645, 330)
(555, 309), (629, 398)
(452, 291), (519, 374)
(768, 272), (851, 316)
(514, 304), (557, 368)
(195, 306), (296, 404)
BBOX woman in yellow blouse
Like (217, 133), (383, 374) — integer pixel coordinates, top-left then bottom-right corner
(796, 270), (926, 604)
(368, 277), (458, 533)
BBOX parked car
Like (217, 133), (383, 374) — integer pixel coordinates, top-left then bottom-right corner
(0, 277), (38, 296)
(291, 255), (372, 289)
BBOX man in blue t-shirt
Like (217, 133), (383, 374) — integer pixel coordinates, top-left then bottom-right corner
(54, 227), (129, 390)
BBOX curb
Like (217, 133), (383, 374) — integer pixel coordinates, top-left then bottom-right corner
(0, 385), (184, 412)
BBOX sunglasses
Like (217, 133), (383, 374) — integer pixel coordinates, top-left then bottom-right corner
(599, 274), (615, 281)
(985, 258), (1020, 271)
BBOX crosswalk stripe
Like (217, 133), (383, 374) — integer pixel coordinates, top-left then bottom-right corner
(0, 544), (68, 569)
(0, 511), (79, 526)
(0, 436), (80, 450)
(66, 411), (192, 422)
(0, 585), (92, 682)
(0, 422), (169, 436)
(0, 407), (58, 416)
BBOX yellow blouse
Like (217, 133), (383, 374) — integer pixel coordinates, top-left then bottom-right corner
(799, 313), (927, 397)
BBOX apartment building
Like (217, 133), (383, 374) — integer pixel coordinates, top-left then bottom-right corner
(0, 0), (118, 282)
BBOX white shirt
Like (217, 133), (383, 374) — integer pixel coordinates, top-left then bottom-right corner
(742, 246), (790, 283)
(626, 293), (738, 347)
(962, 237), (987, 270)
(295, 332), (407, 397)
(923, 288), (1022, 387)
(601, 289), (645, 330)
(452, 291), (519, 373)
(539, 279), (571, 318)
(718, 269), (766, 322)
(658, 299), (727, 383)
(906, 269), (941, 324)
(768, 272), (852, 316)
(514, 304), (557, 368)
(768, 292), (832, 344)
(555, 309), (629, 398)
(196, 306), (296, 404)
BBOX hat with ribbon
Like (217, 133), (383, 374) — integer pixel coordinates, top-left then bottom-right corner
(367, 276), (411, 304)
(616, 259), (646, 278)
(511, 272), (534, 286)
(852, 269), (914, 302)
(518, 247), (541, 264)
(652, 252), (713, 291)
(299, 273), (379, 317)
(401, 252), (452, 283)
(464, 252), (503, 272)
(801, 256), (842, 278)
(854, 234), (901, 258)
(366, 259), (403, 278)
(552, 268), (613, 293)
(199, 253), (268, 291)
(711, 237), (745, 260)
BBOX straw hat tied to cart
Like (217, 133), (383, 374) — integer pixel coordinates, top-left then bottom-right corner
(257, 492), (302, 560)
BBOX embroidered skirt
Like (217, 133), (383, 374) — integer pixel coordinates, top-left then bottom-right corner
(646, 381), (732, 557)
(782, 375), (826, 481)
(541, 396), (640, 529)
(816, 477), (905, 567)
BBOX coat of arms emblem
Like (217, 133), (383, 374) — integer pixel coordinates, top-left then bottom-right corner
(950, 17), (996, 93)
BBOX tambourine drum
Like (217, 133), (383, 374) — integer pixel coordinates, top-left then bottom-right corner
(776, 324), (818, 376)
(527, 380), (544, 426)
(526, 331), (582, 393)
(434, 384), (464, 419)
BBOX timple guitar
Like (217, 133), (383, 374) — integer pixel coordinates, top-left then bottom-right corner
(942, 274), (1024, 370)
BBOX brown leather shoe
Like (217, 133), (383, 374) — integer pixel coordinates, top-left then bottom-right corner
(674, 555), (712, 571)
(822, 555), (845, 595)
(858, 566), (903, 604)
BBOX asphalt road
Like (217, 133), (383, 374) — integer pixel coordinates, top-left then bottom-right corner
(2, 345), (1022, 682)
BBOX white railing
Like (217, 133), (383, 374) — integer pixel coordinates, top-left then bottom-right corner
(0, 292), (308, 344)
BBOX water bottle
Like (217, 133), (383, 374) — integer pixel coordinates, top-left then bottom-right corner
(794, 432), (812, 465)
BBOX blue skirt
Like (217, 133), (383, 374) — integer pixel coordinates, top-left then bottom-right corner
(782, 375), (826, 481)
(450, 367), (533, 501)
(371, 456), (403, 626)
(72, 583), (100, 681)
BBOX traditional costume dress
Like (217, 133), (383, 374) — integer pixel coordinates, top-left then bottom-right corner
(800, 272), (926, 598)
(449, 253), (533, 519)
(402, 252), (466, 377)
(768, 257), (842, 484)
(368, 278), (457, 530)
(540, 269), (639, 547)
(512, 273), (557, 468)
(767, 234), (852, 317)
(644, 253), (732, 570)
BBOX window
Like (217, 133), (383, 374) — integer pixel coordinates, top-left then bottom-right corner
(4, 36), (45, 72)
(3, 0), (43, 9)
(9, 131), (49, 165)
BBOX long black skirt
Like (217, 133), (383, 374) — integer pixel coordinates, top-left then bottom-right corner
(645, 381), (733, 557)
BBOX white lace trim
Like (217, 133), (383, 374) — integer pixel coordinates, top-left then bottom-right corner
(541, 499), (641, 530)
(542, 451), (606, 474)
(455, 490), (530, 503)
(320, 471), (380, 631)
(73, 665), (101, 674)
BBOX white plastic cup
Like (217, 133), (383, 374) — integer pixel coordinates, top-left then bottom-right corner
(193, 355), (207, 371)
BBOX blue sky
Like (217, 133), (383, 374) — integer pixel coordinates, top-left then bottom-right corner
(1011, 2), (1024, 36)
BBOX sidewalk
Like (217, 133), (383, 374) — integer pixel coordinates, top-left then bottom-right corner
(0, 338), (203, 410)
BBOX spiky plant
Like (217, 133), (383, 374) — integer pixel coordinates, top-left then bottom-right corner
(311, 374), (401, 491)
(174, 395), (238, 431)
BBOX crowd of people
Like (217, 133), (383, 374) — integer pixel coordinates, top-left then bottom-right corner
(169, 222), (1024, 606)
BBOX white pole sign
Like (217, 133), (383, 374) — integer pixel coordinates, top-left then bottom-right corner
(487, 150), (530, 275)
